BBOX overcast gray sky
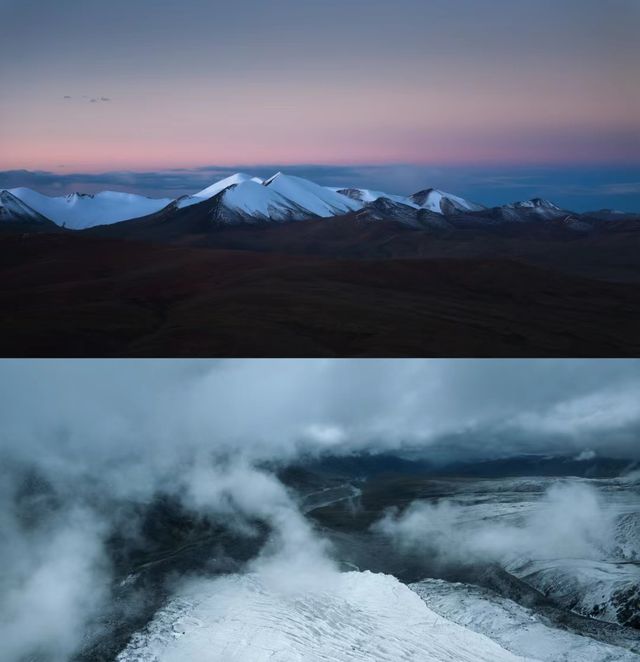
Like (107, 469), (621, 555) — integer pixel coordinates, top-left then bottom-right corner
(1, 360), (639, 471)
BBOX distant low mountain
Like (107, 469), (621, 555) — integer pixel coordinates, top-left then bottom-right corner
(5, 172), (636, 232)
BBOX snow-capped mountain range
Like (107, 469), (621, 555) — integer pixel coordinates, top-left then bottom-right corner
(0, 171), (579, 230)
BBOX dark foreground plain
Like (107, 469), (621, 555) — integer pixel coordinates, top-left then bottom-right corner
(1, 217), (640, 356)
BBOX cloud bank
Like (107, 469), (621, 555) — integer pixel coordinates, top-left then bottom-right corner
(375, 481), (615, 568)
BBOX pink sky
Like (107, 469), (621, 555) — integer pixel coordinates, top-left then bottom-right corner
(1, 0), (638, 172)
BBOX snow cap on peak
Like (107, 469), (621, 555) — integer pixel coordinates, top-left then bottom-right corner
(193, 173), (260, 198)
(530, 198), (560, 209)
(409, 188), (484, 214)
(176, 173), (263, 209)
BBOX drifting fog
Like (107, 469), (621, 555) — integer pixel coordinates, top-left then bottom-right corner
(0, 359), (639, 660)
(375, 481), (616, 567)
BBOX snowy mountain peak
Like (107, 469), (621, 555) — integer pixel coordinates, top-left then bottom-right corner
(500, 198), (565, 220)
(1, 189), (52, 224)
(336, 187), (374, 202)
(511, 198), (561, 210)
(213, 173), (363, 223)
(409, 188), (485, 215)
(1, 189), (29, 207)
(177, 173), (263, 209)
(194, 173), (261, 198)
(260, 173), (363, 217)
(216, 179), (304, 222)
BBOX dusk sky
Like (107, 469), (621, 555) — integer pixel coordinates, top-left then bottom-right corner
(1, 0), (639, 209)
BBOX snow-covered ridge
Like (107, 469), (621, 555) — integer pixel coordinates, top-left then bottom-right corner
(213, 172), (365, 223)
(499, 198), (566, 220)
(263, 172), (362, 217)
(507, 557), (640, 628)
(117, 571), (530, 662)
(6, 187), (173, 230)
(336, 187), (420, 208)
(0, 190), (49, 223)
(336, 186), (486, 215)
(411, 578), (640, 662)
(220, 179), (311, 222)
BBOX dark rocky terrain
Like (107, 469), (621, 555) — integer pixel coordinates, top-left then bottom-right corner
(1, 227), (640, 356)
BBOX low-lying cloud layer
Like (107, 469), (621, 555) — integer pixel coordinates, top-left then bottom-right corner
(2, 359), (639, 467)
(0, 359), (639, 660)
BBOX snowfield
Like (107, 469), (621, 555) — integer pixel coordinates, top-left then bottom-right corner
(410, 578), (640, 662)
(117, 571), (532, 662)
(507, 558), (640, 628)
